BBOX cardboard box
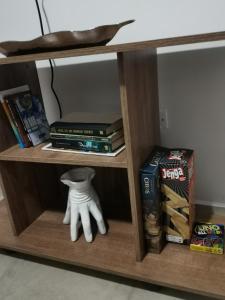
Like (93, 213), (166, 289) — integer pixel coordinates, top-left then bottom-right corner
(159, 148), (195, 244)
(190, 223), (224, 255)
(140, 147), (166, 253)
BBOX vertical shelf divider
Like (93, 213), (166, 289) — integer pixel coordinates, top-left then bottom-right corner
(0, 161), (44, 235)
(0, 62), (46, 234)
(117, 48), (160, 261)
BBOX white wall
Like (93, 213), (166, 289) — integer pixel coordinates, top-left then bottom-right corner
(37, 58), (121, 124)
(158, 47), (225, 207)
(1, 1), (225, 207)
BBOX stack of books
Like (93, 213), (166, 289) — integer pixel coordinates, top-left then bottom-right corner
(0, 85), (49, 148)
(49, 112), (125, 154)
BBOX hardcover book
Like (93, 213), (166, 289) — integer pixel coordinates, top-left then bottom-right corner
(50, 112), (123, 137)
(50, 128), (123, 143)
(51, 136), (125, 153)
(0, 98), (25, 148)
(12, 93), (49, 146)
(0, 85), (49, 146)
(5, 98), (31, 147)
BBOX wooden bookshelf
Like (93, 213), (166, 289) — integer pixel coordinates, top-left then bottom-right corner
(0, 33), (225, 299)
(0, 47), (159, 261)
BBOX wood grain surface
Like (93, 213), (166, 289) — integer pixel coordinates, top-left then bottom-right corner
(0, 62), (47, 234)
(117, 48), (160, 261)
(0, 143), (127, 168)
(0, 30), (225, 64)
(0, 200), (225, 300)
(1, 32), (224, 299)
(0, 162), (43, 235)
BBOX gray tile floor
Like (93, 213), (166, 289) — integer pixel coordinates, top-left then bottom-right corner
(0, 251), (211, 300)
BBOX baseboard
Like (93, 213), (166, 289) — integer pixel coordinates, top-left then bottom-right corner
(196, 199), (225, 218)
(196, 199), (225, 208)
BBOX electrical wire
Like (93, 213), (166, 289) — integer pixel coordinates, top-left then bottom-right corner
(41, 0), (52, 34)
(34, 0), (62, 118)
(35, 0), (44, 35)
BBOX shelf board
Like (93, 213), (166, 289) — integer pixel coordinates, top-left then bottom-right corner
(0, 200), (225, 299)
(0, 143), (127, 168)
(1, 30), (225, 65)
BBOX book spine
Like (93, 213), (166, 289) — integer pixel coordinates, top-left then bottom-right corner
(50, 127), (107, 137)
(12, 100), (33, 145)
(9, 98), (33, 146)
(6, 99), (31, 147)
(51, 139), (113, 153)
(50, 133), (113, 142)
(0, 99), (25, 148)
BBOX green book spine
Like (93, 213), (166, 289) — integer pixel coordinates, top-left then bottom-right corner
(51, 139), (114, 153)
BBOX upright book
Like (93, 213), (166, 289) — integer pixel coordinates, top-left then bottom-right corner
(50, 112), (123, 137)
(0, 97), (25, 148)
(0, 85), (50, 146)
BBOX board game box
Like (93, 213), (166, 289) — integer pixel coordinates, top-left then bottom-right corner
(190, 223), (224, 255)
(159, 148), (195, 244)
(140, 147), (167, 253)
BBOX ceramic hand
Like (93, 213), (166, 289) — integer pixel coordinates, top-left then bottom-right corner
(61, 167), (106, 243)
(63, 194), (106, 242)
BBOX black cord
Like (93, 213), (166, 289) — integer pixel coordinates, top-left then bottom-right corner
(34, 0), (62, 118)
(35, 0), (44, 35)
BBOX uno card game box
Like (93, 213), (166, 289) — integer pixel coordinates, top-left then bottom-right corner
(159, 148), (195, 244)
(190, 223), (224, 255)
(140, 147), (166, 253)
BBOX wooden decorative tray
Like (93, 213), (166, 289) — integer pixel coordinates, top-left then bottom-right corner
(0, 20), (134, 56)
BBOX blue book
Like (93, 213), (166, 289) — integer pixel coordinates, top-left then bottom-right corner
(12, 92), (49, 146)
(0, 85), (49, 147)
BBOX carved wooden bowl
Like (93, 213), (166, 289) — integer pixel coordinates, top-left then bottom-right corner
(0, 20), (135, 56)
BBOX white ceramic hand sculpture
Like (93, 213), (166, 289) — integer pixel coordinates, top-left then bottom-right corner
(60, 167), (106, 242)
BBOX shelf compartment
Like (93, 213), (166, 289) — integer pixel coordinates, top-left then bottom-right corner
(0, 200), (225, 299)
(0, 143), (127, 168)
(0, 162), (131, 236)
(0, 200), (135, 273)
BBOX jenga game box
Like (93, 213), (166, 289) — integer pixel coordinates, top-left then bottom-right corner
(140, 147), (167, 253)
(159, 148), (195, 244)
